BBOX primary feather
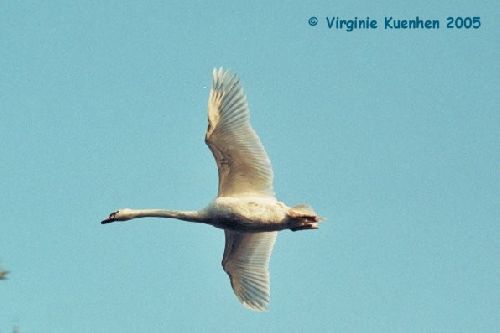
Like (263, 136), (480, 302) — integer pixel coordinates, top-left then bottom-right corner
(206, 68), (274, 198)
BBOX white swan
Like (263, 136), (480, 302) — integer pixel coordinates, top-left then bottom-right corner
(101, 68), (322, 311)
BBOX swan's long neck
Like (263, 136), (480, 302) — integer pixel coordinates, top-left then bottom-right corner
(127, 209), (207, 223)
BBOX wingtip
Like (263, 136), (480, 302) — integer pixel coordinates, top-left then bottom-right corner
(212, 66), (237, 81)
(213, 66), (224, 77)
(242, 300), (269, 312)
(213, 67), (220, 78)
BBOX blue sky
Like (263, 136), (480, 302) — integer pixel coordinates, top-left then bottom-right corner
(1, 1), (498, 332)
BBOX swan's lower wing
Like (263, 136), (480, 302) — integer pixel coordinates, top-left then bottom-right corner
(222, 230), (277, 311)
(205, 68), (274, 198)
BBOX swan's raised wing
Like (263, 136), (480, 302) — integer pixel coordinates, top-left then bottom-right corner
(206, 68), (274, 198)
(222, 230), (277, 311)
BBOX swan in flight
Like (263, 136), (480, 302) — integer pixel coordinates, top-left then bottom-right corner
(101, 68), (322, 311)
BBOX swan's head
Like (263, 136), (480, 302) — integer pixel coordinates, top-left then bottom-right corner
(101, 209), (135, 224)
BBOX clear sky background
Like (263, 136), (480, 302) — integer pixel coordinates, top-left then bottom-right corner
(1, 1), (498, 332)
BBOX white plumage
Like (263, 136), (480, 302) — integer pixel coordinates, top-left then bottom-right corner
(206, 68), (274, 198)
(102, 68), (322, 311)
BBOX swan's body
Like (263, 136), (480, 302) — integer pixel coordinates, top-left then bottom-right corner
(206, 196), (289, 231)
(102, 68), (321, 311)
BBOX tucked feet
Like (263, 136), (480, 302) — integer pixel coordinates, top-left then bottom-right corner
(289, 219), (319, 232)
(287, 205), (321, 222)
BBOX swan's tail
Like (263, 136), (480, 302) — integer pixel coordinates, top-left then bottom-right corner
(287, 204), (324, 232)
